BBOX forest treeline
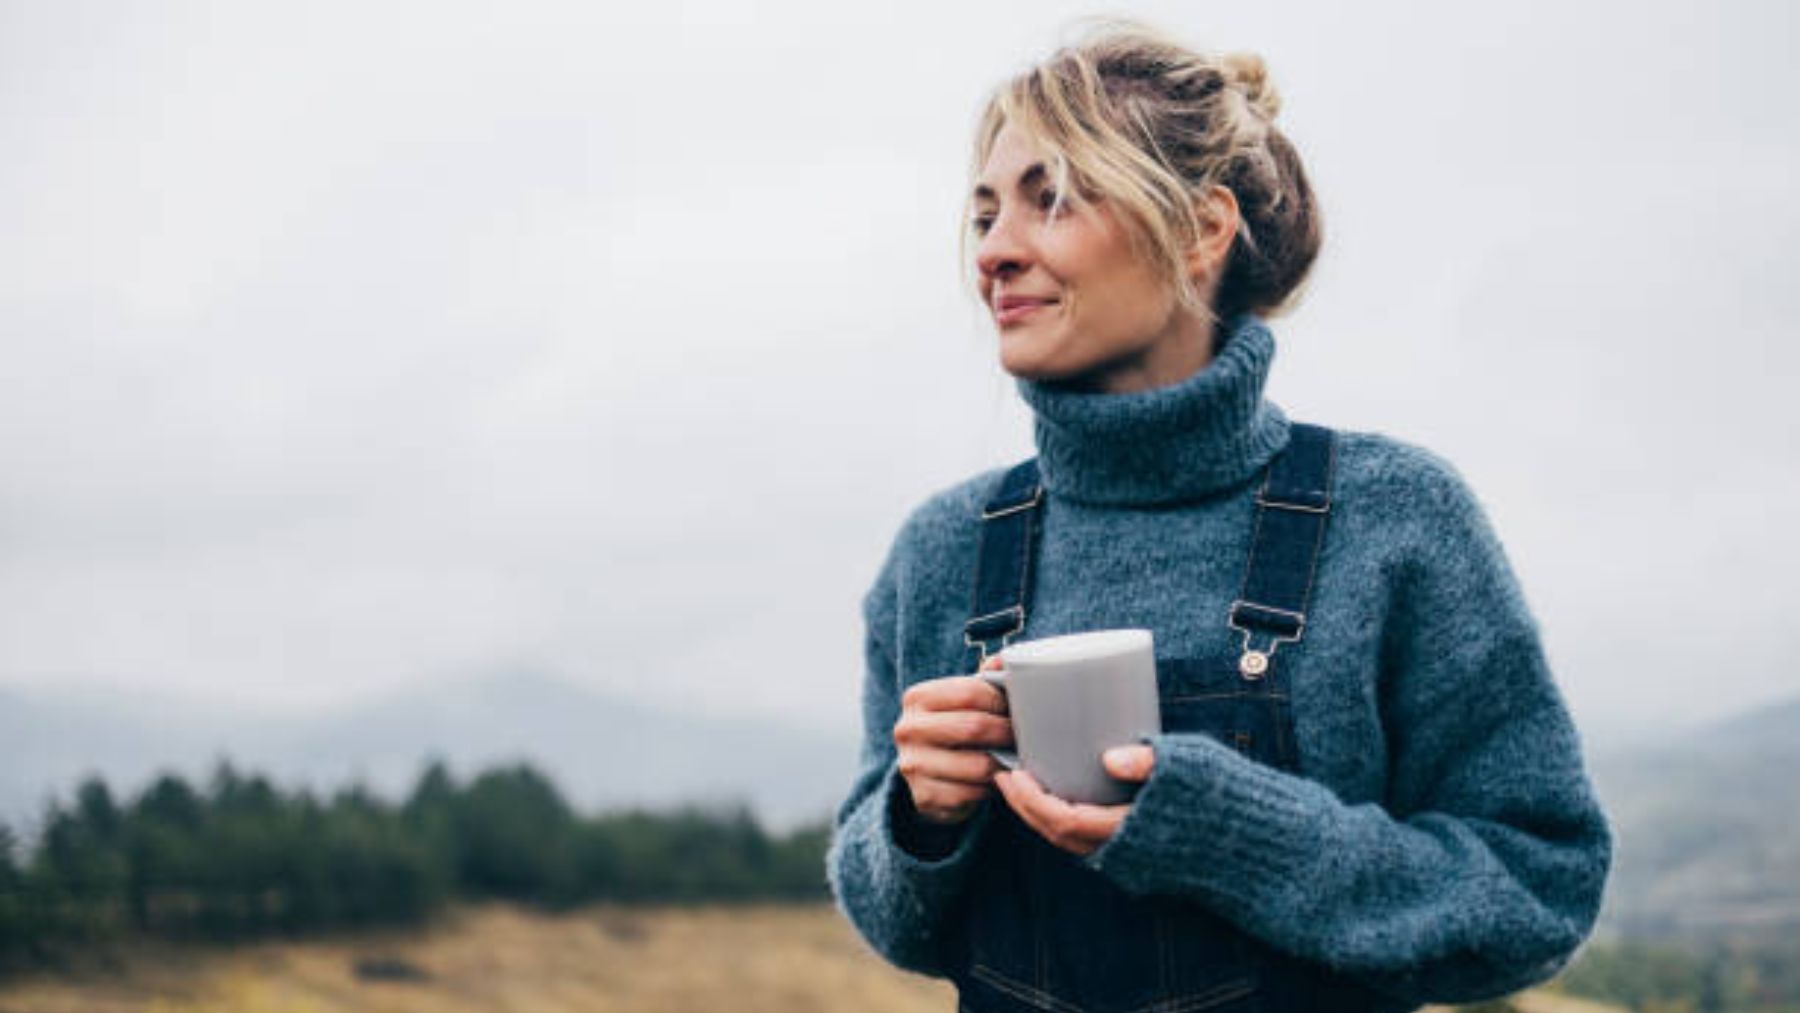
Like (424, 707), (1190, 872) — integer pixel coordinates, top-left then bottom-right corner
(7, 763), (1800, 1010)
(0, 760), (830, 975)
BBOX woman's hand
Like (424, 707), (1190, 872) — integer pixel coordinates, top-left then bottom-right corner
(892, 656), (1016, 826)
(993, 743), (1156, 857)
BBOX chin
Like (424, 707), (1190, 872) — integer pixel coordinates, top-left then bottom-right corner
(997, 350), (1061, 382)
(997, 331), (1072, 381)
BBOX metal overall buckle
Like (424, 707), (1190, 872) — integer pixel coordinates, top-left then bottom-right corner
(964, 605), (1024, 664)
(1226, 601), (1305, 681)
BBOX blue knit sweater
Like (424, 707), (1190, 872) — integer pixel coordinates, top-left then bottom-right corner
(824, 313), (1613, 1007)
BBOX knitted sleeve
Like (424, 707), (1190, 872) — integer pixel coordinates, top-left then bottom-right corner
(824, 520), (995, 977)
(1082, 451), (1614, 1006)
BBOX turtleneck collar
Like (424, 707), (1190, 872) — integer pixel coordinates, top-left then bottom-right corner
(1015, 312), (1291, 507)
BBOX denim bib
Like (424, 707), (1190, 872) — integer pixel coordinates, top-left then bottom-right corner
(947, 424), (1390, 1013)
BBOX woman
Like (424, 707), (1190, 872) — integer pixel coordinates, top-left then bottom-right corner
(826, 20), (1612, 1013)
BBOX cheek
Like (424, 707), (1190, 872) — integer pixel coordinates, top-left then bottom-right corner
(1070, 273), (1164, 346)
(1058, 236), (1161, 330)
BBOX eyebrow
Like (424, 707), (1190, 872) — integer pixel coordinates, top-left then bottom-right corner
(972, 162), (1048, 201)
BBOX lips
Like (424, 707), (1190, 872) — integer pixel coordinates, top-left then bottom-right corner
(994, 294), (1059, 326)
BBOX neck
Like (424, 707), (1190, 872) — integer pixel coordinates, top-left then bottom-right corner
(1016, 312), (1291, 507)
(1068, 311), (1218, 395)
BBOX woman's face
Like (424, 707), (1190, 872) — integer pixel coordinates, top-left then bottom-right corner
(971, 122), (1217, 394)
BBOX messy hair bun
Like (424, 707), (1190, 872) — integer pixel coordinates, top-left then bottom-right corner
(1220, 50), (1281, 121)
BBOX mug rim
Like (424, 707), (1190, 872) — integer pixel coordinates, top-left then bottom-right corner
(1000, 628), (1153, 667)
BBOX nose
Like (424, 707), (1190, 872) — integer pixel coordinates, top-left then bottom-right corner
(975, 209), (1031, 283)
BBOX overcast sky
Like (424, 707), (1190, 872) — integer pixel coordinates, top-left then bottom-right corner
(2, 0), (1795, 748)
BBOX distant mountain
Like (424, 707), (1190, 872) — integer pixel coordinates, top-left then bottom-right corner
(1587, 693), (1800, 941)
(0, 670), (860, 835)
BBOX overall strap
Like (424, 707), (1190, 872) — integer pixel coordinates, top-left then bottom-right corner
(1228, 422), (1337, 680)
(962, 459), (1045, 670)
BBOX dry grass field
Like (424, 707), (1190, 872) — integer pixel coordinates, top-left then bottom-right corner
(0, 904), (953, 1013)
(0, 903), (1629, 1013)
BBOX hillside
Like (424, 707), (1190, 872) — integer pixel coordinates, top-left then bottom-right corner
(1586, 694), (1800, 940)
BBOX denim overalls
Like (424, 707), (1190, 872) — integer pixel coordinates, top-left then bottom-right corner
(947, 423), (1391, 1013)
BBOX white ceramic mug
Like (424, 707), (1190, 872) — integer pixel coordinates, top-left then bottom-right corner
(977, 628), (1161, 805)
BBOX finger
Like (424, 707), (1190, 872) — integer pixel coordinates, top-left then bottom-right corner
(980, 654), (1005, 671)
(897, 746), (1004, 786)
(997, 770), (1128, 854)
(996, 770), (1110, 853)
(895, 710), (1014, 750)
(1101, 744), (1156, 783)
(1065, 801), (1128, 846)
(1001, 768), (1091, 833)
(902, 675), (1009, 715)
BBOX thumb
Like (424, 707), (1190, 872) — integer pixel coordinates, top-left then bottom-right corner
(1101, 744), (1155, 782)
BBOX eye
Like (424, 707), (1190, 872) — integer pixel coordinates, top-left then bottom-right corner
(969, 190), (1065, 237)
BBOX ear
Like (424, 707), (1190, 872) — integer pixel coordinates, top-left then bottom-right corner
(1183, 185), (1241, 281)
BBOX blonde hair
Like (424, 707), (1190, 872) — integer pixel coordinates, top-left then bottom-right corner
(961, 18), (1322, 324)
